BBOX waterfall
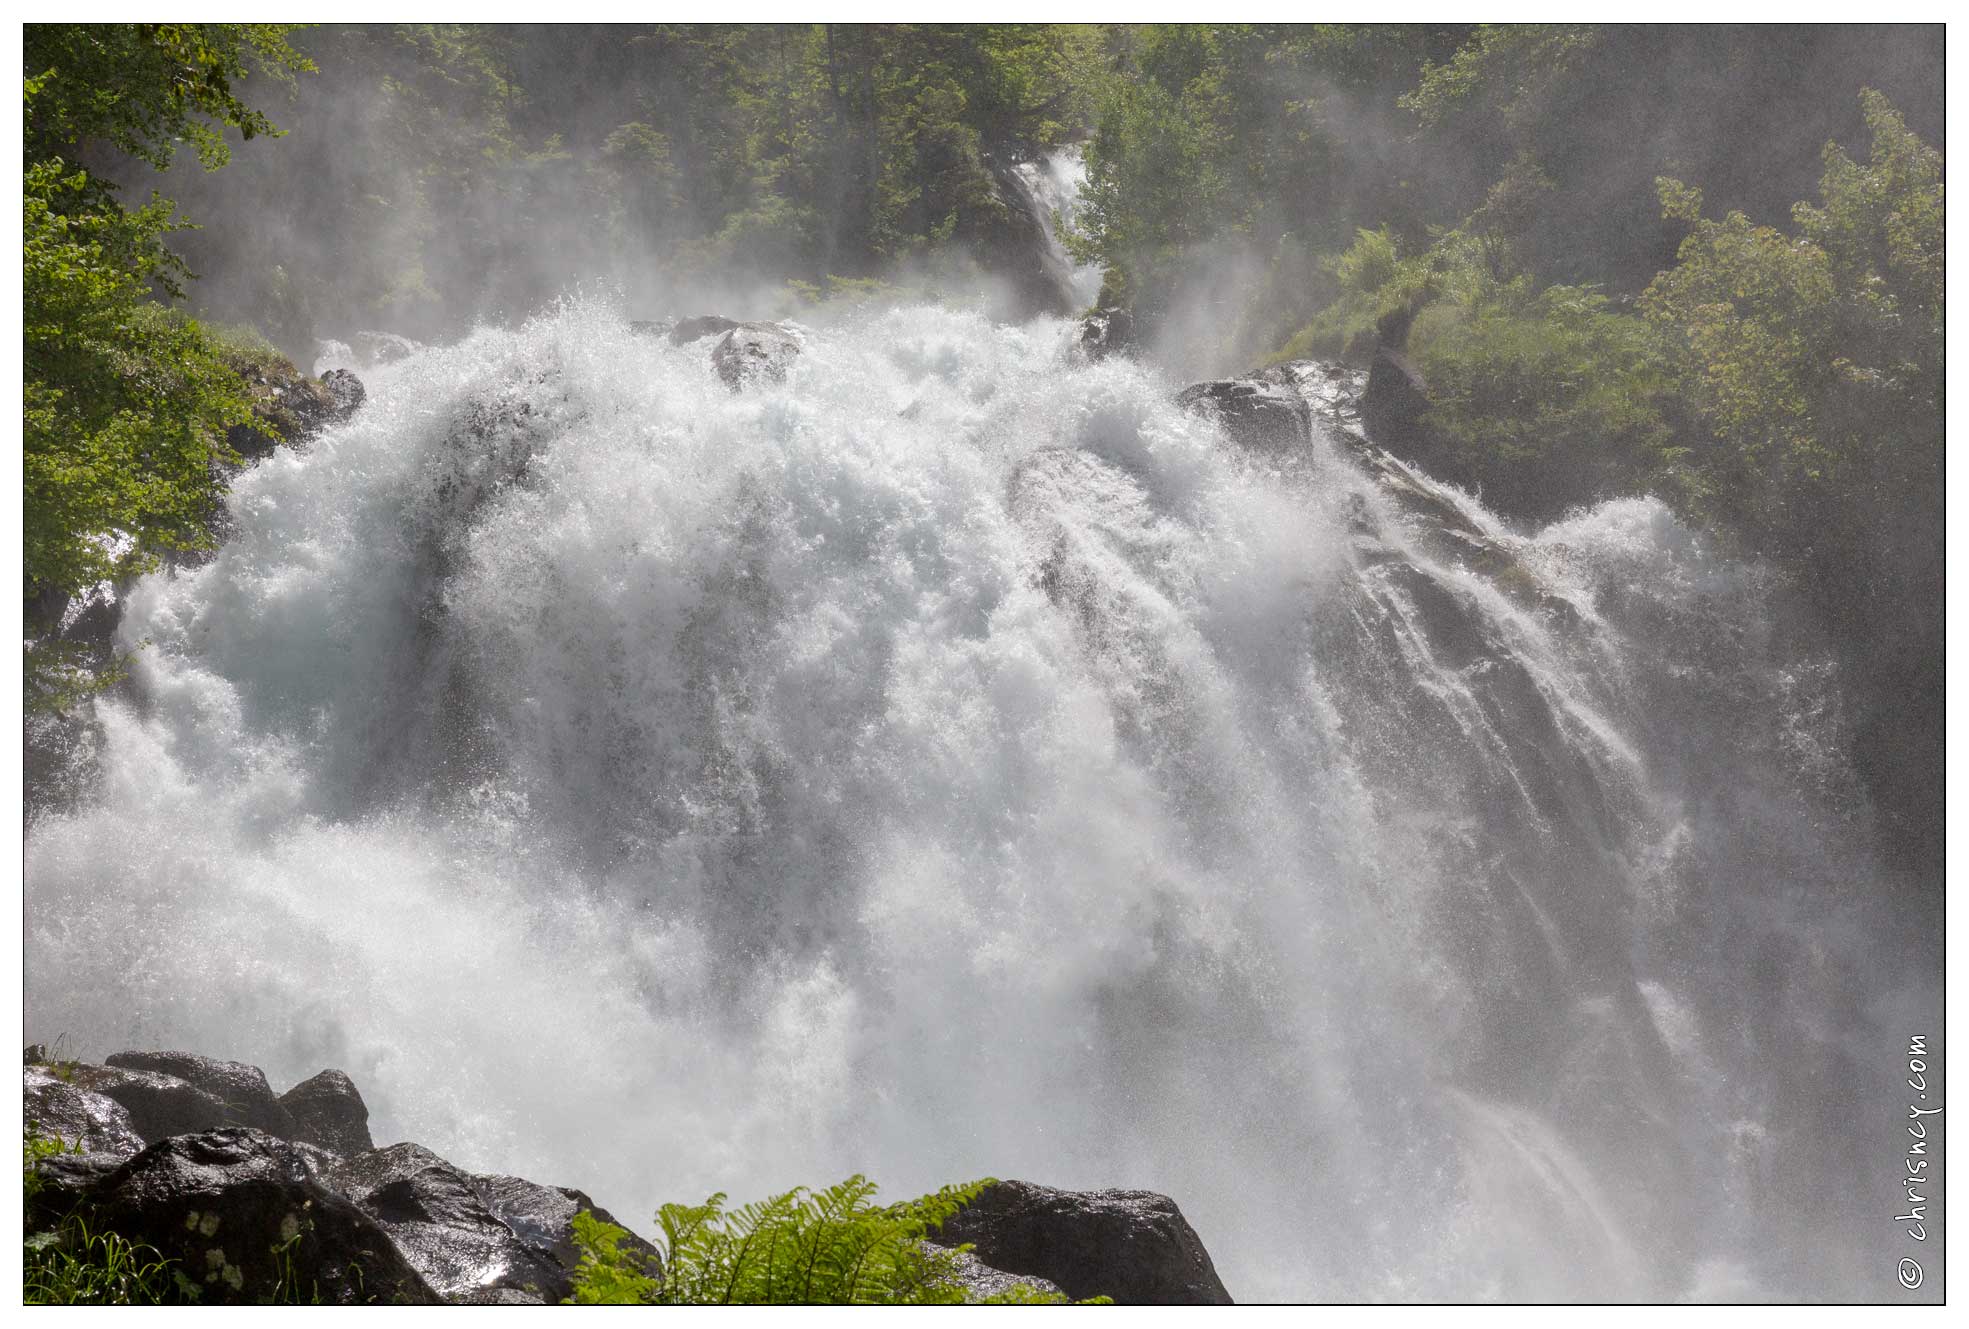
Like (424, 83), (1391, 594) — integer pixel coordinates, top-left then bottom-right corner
(1013, 146), (1103, 312)
(23, 299), (1935, 1301)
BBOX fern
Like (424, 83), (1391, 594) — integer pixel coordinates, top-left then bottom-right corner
(567, 1175), (1098, 1305)
(567, 1211), (660, 1304)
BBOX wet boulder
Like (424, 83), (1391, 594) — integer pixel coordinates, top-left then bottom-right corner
(667, 314), (740, 345)
(472, 1172), (659, 1292)
(928, 1180), (1231, 1305)
(1176, 370), (1312, 451)
(79, 1128), (438, 1304)
(326, 1144), (574, 1304)
(278, 1070), (374, 1159)
(320, 368), (367, 420)
(24, 1065), (147, 1159)
(63, 1063), (240, 1145)
(1360, 345), (1431, 445)
(712, 322), (804, 390)
(921, 1242), (1070, 1303)
(107, 1051), (296, 1139)
(1079, 307), (1135, 361)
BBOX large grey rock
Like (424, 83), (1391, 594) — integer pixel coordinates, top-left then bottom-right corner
(921, 1241), (1070, 1303)
(326, 1144), (576, 1304)
(78, 1128), (438, 1304)
(1177, 370), (1313, 451)
(667, 314), (740, 345)
(320, 368), (366, 420)
(65, 1063), (239, 1144)
(712, 322), (804, 391)
(107, 1051), (295, 1138)
(24, 1065), (147, 1159)
(1078, 306), (1135, 361)
(1360, 345), (1431, 444)
(472, 1171), (659, 1290)
(929, 1180), (1231, 1305)
(279, 1070), (373, 1158)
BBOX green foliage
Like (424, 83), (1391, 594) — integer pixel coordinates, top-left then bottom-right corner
(23, 161), (250, 596)
(1399, 25), (1601, 132)
(565, 1210), (661, 1304)
(1639, 90), (1942, 550)
(1411, 272), (1680, 514)
(24, 1126), (178, 1306)
(24, 24), (309, 712)
(567, 1175), (1095, 1305)
(1070, 24), (1463, 349)
(1271, 226), (1439, 363)
(25, 1214), (179, 1306)
(24, 23), (313, 174)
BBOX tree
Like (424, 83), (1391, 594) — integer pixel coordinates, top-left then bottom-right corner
(1641, 91), (1943, 866)
(23, 24), (312, 702)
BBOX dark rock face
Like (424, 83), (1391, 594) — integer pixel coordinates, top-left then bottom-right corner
(1177, 370), (1313, 451)
(1079, 307), (1135, 361)
(225, 359), (365, 461)
(668, 314), (741, 345)
(278, 1070), (374, 1158)
(922, 1242), (1069, 1303)
(320, 368), (367, 419)
(24, 1065), (147, 1159)
(712, 322), (804, 391)
(64, 1064), (240, 1145)
(473, 1172), (660, 1291)
(929, 1180), (1231, 1305)
(1360, 345), (1431, 445)
(325, 1144), (586, 1304)
(108, 1051), (296, 1139)
(82, 1129), (438, 1304)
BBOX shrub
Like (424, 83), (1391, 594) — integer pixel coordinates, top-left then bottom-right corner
(1271, 226), (1439, 363)
(1410, 275), (1681, 516)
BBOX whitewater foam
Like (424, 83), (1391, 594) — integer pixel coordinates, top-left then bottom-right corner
(25, 300), (1934, 1300)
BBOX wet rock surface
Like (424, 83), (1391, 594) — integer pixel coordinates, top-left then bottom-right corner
(1177, 368), (1314, 450)
(328, 1143), (572, 1303)
(278, 1069), (374, 1158)
(1078, 305), (1135, 360)
(473, 1172), (660, 1292)
(108, 1051), (296, 1139)
(667, 314), (741, 345)
(27, 1051), (1220, 1304)
(712, 321), (804, 390)
(72, 1129), (438, 1304)
(922, 1242), (1070, 1302)
(65, 1063), (242, 1145)
(24, 1065), (147, 1159)
(929, 1179), (1232, 1305)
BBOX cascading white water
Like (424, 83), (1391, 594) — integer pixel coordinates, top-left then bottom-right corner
(1014, 147), (1103, 311)
(25, 300), (1936, 1301)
